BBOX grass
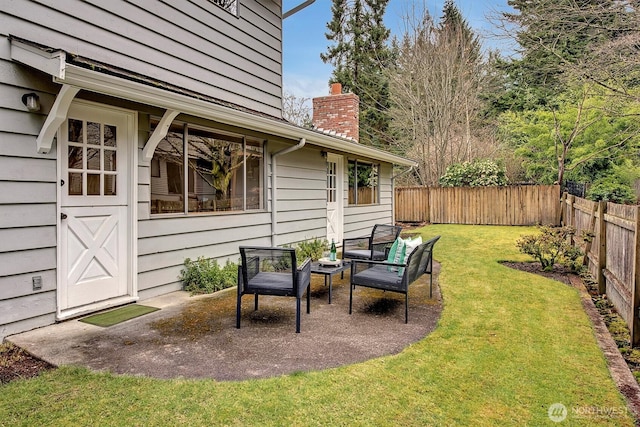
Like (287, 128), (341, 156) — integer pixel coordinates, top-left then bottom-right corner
(0, 225), (634, 426)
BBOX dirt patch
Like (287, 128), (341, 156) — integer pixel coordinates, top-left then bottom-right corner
(0, 343), (54, 384)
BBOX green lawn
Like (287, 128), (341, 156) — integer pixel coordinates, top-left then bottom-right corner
(0, 225), (634, 426)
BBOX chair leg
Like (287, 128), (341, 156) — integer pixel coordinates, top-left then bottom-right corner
(349, 284), (354, 314)
(254, 294), (259, 311)
(296, 297), (301, 333)
(405, 293), (409, 324)
(429, 273), (433, 299)
(236, 293), (241, 329)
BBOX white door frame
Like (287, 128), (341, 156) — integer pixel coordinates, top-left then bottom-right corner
(326, 153), (344, 245)
(56, 100), (138, 320)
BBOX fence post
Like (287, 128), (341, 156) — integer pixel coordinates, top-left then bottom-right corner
(567, 194), (575, 227)
(597, 201), (606, 295)
(632, 206), (640, 346)
(558, 190), (565, 226)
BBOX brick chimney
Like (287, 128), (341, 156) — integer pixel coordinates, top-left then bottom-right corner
(312, 83), (359, 142)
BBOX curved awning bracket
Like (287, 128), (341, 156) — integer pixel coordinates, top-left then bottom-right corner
(36, 84), (80, 154)
(141, 109), (180, 165)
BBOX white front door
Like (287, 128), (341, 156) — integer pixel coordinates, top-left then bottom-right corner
(58, 101), (135, 317)
(326, 153), (344, 245)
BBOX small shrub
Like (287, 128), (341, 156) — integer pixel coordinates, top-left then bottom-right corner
(516, 225), (583, 272)
(294, 238), (329, 261)
(180, 257), (237, 295)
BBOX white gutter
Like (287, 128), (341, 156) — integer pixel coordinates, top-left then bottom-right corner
(10, 39), (417, 168)
(61, 64), (415, 166)
(271, 138), (306, 245)
(283, 0), (316, 19)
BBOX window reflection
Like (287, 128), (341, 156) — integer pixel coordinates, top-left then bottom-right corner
(150, 120), (264, 215)
(348, 160), (379, 205)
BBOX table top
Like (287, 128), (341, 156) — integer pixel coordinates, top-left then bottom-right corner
(310, 260), (350, 274)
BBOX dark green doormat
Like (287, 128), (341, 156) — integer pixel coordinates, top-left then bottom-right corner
(79, 304), (160, 327)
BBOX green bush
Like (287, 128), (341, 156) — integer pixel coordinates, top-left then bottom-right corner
(586, 177), (637, 204)
(293, 238), (329, 261)
(516, 225), (583, 272)
(180, 257), (237, 295)
(439, 159), (508, 187)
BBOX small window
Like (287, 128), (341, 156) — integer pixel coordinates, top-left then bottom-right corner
(348, 160), (379, 205)
(211, 0), (238, 16)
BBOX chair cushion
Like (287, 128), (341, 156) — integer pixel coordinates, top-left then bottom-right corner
(352, 265), (404, 291)
(246, 272), (294, 295)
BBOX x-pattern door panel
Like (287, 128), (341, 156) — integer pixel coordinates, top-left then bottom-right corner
(63, 206), (126, 307)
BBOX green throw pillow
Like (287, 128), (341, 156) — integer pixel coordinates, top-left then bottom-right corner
(387, 237), (406, 272)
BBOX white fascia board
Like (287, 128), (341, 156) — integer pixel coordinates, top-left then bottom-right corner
(57, 65), (416, 166)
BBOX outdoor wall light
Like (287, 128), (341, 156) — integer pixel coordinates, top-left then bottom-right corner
(22, 92), (40, 112)
(320, 150), (327, 158)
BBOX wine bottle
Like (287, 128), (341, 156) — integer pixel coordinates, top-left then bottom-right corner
(329, 239), (337, 261)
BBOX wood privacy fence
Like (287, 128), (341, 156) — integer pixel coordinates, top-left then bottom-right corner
(562, 193), (640, 346)
(395, 185), (561, 226)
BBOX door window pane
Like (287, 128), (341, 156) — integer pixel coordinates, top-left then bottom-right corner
(87, 174), (100, 195)
(68, 172), (83, 195)
(104, 125), (116, 147)
(87, 122), (101, 145)
(68, 119), (83, 143)
(68, 146), (83, 170)
(87, 148), (101, 170)
(104, 175), (116, 196)
(104, 150), (117, 171)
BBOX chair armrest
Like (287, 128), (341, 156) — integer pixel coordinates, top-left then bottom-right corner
(237, 264), (244, 294)
(296, 258), (312, 298)
(297, 258), (311, 271)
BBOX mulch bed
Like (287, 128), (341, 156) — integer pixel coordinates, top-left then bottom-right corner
(0, 343), (55, 384)
(500, 261), (573, 285)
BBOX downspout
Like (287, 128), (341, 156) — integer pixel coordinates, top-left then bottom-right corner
(391, 165), (415, 225)
(271, 138), (306, 246)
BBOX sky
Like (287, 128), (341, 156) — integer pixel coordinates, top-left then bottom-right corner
(282, 0), (515, 100)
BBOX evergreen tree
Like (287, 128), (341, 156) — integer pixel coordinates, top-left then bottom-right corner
(321, 0), (392, 148)
(497, 0), (636, 111)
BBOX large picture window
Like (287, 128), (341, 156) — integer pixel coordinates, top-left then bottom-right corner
(348, 160), (379, 205)
(150, 119), (264, 215)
